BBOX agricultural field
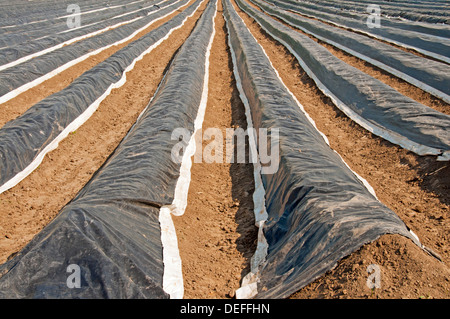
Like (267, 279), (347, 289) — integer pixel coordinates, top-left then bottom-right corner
(0, 0), (448, 301)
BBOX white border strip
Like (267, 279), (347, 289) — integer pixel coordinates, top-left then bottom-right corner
(0, 0), (203, 196)
(159, 0), (216, 299)
(0, 0), (187, 105)
(257, 2), (450, 104)
(244, 2), (449, 160)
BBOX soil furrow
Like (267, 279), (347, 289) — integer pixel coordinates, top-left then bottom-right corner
(173, 1), (258, 299)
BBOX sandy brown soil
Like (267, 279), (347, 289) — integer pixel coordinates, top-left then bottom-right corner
(172, 2), (258, 298)
(292, 234), (450, 299)
(0, 0), (195, 128)
(233, 0), (450, 299)
(0, 0), (209, 263)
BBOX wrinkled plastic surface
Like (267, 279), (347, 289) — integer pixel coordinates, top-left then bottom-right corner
(270, 0), (450, 62)
(302, 0), (450, 24)
(0, 0), (162, 49)
(0, 0), (215, 298)
(0, 0), (140, 27)
(0, 0), (184, 96)
(224, 0), (418, 299)
(237, 0), (450, 159)
(0, 0), (199, 193)
(252, 0), (450, 102)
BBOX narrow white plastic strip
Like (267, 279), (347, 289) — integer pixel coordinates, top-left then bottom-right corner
(0, 0), (204, 196)
(159, 0), (216, 299)
(0, 0), (186, 105)
(159, 206), (184, 299)
(250, 8), (448, 159)
(225, 9), (269, 300)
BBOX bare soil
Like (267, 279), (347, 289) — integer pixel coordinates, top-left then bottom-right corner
(172, 2), (258, 298)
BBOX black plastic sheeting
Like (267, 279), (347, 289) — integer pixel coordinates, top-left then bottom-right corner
(286, 0), (450, 37)
(251, 0), (450, 102)
(0, 0), (201, 194)
(270, 0), (450, 62)
(0, 0), (141, 27)
(0, 0), (184, 97)
(291, 1), (450, 39)
(0, 0), (163, 50)
(223, 0), (420, 299)
(0, 0), (216, 298)
(306, 0), (450, 24)
(236, 0), (450, 159)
